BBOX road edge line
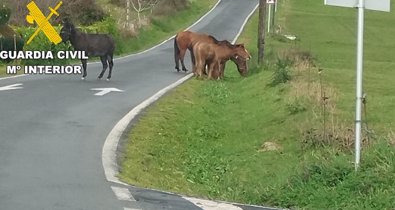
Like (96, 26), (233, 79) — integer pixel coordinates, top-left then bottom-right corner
(102, 73), (193, 185)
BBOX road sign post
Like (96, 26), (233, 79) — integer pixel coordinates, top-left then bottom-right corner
(266, 0), (275, 33)
(325, 0), (390, 170)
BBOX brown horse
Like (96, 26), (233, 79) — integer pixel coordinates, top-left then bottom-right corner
(222, 56), (249, 78)
(174, 31), (213, 72)
(193, 42), (251, 79)
(174, 31), (248, 77)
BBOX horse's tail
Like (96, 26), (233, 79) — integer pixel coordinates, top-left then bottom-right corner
(174, 34), (180, 67)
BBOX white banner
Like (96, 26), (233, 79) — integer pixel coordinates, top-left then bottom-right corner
(266, 0), (275, 4)
(325, 0), (390, 12)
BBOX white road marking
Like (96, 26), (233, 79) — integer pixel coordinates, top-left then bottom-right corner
(111, 186), (135, 201)
(0, 74), (27, 81)
(0, 83), (23, 91)
(232, 3), (260, 44)
(102, 74), (193, 185)
(91, 88), (124, 96)
(183, 197), (243, 210)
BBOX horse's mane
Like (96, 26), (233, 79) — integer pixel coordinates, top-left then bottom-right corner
(207, 35), (235, 49)
(208, 35), (220, 44)
(62, 19), (78, 34)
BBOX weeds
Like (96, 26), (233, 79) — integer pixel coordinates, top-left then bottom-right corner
(269, 58), (291, 86)
(263, 142), (395, 209)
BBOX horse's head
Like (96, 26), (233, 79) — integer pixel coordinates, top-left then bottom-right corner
(230, 55), (248, 77)
(60, 19), (74, 43)
(230, 44), (251, 76)
(233, 44), (251, 61)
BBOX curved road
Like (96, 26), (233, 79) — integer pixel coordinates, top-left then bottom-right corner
(0, 0), (268, 209)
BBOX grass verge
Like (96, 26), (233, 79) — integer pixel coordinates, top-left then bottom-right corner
(118, 0), (395, 209)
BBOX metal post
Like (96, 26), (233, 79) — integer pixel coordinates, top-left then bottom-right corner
(355, 0), (364, 171)
(267, 4), (271, 33)
(13, 34), (17, 51)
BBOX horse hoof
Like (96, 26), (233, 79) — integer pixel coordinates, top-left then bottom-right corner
(81, 77), (86, 80)
(106, 78), (110, 82)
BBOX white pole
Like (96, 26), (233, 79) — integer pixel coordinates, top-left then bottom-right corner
(275, 0), (278, 12)
(267, 4), (271, 33)
(355, 0), (364, 171)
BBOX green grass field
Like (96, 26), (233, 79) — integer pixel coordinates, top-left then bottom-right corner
(118, 0), (395, 209)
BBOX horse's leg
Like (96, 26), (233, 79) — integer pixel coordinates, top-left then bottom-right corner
(81, 59), (88, 80)
(208, 62), (216, 79)
(194, 51), (203, 77)
(98, 56), (108, 79)
(204, 62), (208, 75)
(197, 60), (206, 78)
(179, 48), (188, 72)
(189, 49), (195, 73)
(107, 54), (114, 81)
(220, 62), (226, 79)
(174, 37), (181, 72)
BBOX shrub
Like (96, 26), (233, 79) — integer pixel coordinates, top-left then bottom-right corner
(0, 4), (11, 25)
(60, 0), (105, 25)
(82, 17), (124, 54)
(16, 26), (70, 65)
(261, 143), (395, 209)
(269, 58), (292, 87)
(153, 0), (190, 16)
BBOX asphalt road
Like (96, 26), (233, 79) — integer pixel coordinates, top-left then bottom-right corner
(0, 1), (270, 210)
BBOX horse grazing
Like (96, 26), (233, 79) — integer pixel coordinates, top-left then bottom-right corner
(193, 42), (251, 79)
(207, 38), (249, 78)
(60, 20), (115, 80)
(174, 31), (248, 76)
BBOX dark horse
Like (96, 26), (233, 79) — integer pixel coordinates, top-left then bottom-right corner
(60, 20), (115, 80)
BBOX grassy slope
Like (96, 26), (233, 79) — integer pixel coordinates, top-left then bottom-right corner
(119, 9), (302, 204)
(286, 0), (395, 131)
(119, 0), (395, 209)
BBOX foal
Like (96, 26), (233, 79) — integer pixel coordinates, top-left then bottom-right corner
(193, 42), (251, 79)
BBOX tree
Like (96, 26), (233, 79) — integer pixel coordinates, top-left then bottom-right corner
(130, 0), (159, 27)
(257, 0), (266, 65)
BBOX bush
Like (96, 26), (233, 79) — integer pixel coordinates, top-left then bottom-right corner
(60, 0), (105, 25)
(261, 142), (395, 209)
(269, 58), (292, 87)
(0, 4), (11, 25)
(16, 26), (70, 65)
(0, 24), (24, 63)
(81, 17), (124, 54)
(109, 0), (124, 7)
(153, 0), (190, 16)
